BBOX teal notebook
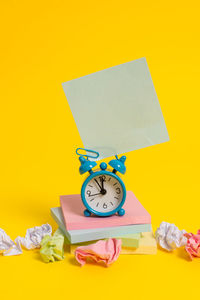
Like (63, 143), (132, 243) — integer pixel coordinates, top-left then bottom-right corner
(51, 207), (151, 244)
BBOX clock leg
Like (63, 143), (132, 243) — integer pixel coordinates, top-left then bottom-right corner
(84, 209), (91, 217)
(118, 208), (125, 216)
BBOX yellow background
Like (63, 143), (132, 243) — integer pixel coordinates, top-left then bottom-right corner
(0, 1), (199, 299)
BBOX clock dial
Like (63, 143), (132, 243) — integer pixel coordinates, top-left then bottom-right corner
(84, 174), (123, 213)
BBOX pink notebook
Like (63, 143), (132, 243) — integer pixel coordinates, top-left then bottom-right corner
(60, 191), (151, 230)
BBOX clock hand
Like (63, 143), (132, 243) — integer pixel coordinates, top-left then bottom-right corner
(101, 177), (104, 190)
(89, 192), (102, 197)
(94, 179), (102, 191)
(94, 178), (107, 195)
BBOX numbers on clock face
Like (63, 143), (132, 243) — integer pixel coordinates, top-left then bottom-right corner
(86, 190), (91, 196)
(84, 174), (124, 213)
(116, 187), (121, 194)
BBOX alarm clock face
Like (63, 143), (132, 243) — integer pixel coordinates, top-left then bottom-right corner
(82, 173), (125, 215)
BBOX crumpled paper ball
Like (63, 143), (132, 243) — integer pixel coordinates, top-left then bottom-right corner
(15, 224), (52, 251)
(40, 229), (64, 263)
(0, 228), (21, 256)
(184, 230), (200, 260)
(0, 224), (52, 256)
(75, 238), (121, 267)
(155, 222), (187, 251)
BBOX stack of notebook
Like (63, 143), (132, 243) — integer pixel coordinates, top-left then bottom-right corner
(51, 191), (157, 255)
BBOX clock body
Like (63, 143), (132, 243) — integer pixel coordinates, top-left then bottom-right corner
(81, 170), (126, 217)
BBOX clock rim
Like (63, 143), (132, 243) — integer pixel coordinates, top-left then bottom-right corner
(81, 170), (126, 217)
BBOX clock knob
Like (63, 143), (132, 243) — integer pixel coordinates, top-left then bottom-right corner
(100, 162), (107, 170)
(79, 156), (97, 174)
(108, 155), (126, 174)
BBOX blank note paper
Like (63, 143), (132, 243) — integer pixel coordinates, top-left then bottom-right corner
(62, 57), (169, 159)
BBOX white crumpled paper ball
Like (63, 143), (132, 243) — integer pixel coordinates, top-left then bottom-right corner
(15, 224), (52, 250)
(0, 224), (52, 256)
(155, 222), (187, 251)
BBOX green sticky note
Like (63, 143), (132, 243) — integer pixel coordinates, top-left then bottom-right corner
(117, 233), (141, 248)
(70, 233), (141, 253)
(62, 58), (169, 159)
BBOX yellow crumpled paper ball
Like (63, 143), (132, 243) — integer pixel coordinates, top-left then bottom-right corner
(40, 229), (64, 263)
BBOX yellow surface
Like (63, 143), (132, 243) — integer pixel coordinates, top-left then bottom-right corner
(0, 1), (200, 299)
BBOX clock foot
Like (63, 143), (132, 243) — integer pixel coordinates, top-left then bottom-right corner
(84, 209), (91, 217)
(118, 208), (125, 216)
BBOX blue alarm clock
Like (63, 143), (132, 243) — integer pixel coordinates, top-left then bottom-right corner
(76, 148), (127, 217)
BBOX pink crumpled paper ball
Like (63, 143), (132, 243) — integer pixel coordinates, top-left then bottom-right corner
(75, 238), (121, 267)
(184, 230), (200, 260)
